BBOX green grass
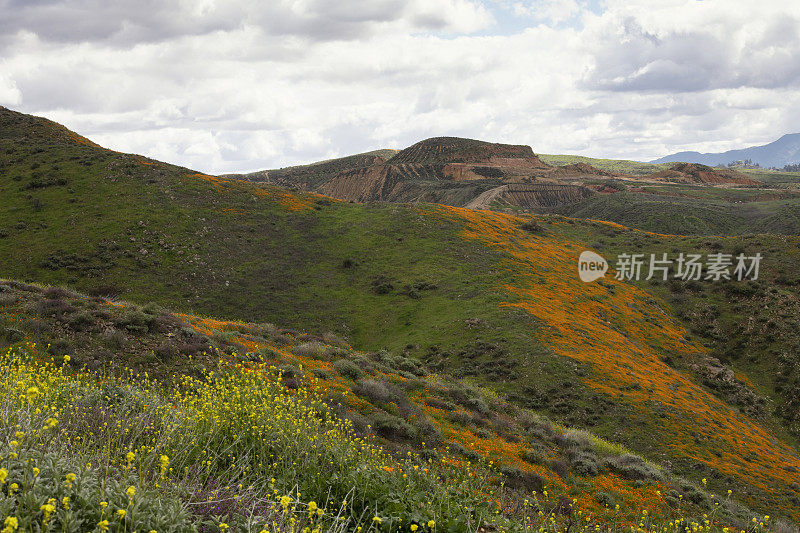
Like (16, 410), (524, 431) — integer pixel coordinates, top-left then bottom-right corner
(537, 154), (674, 176)
(3, 107), (800, 526)
(549, 190), (800, 235)
(0, 283), (774, 531)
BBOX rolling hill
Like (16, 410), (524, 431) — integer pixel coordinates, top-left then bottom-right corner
(2, 105), (800, 527)
(230, 138), (781, 219)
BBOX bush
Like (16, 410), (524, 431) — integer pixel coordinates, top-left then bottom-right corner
(596, 491), (616, 508)
(116, 308), (152, 333)
(520, 445), (547, 465)
(47, 339), (74, 356)
(474, 428), (491, 439)
(277, 364), (302, 379)
(354, 379), (397, 405)
(520, 219), (544, 234)
(501, 466), (544, 492)
(155, 342), (179, 361)
(571, 452), (599, 476)
(371, 275), (394, 295)
(448, 411), (471, 426)
(466, 397), (490, 415)
(311, 368), (330, 380)
(68, 310), (97, 331)
(292, 341), (326, 359)
(606, 453), (662, 481)
(2, 327), (24, 343)
(371, 412), (415, 441)
(549, 459), (569, 478)
(333, 359), (363, 380)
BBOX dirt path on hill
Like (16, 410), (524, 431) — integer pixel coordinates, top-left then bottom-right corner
(465, 185), (508, 209)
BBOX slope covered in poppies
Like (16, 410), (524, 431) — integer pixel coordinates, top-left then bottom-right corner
(1, 106), (800, 524)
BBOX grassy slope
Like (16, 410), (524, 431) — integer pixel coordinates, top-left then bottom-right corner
(551, 189), (800, 236)
(1, 279), (745, 529)
(2, 108), (800, 521)
(256, 149), (399, 189)
(538, 154), (673, 176)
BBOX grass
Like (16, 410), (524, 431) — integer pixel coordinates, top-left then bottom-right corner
(549, 190), (800, 235)
(0, 332), (779, 532)
(0, 280), (778, 531)
(537, 155), (674, 176)
(3, 107), (800, 527)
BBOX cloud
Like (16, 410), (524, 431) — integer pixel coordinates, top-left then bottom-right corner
(0, 0), (493, 48)
(0, 0), (799, 172)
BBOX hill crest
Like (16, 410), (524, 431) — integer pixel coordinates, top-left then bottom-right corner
(651, 133), (800, 168)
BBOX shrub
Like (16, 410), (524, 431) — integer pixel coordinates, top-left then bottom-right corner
(292, 341), (326, 359)
(87, 284), (123, 298)
(103, 328), (128, 350)
(68, 309), (97, 331)
(333, 359), (363, 380)
(116, 308), (152, 333)
(596, 491), (617, 508)
(354, 379), (397, 404)
(474, 428), (491, 439)
(311, 368), (330, 380)
(466, 397), (490, 415)
(3, 327), (24, 343)
(47, 338), (74, 356)
(371, 275), (394, 295)
(501, 466), (544, 492)
(176, 336), (210, 356)
(549, 459), (569, 478)
(351, 355), (375, 372)
(277, 364), (302, 379)
(571, 452), (599, 476)
(606, 453), (662, 481)
(448, 411), (471, 426)
(44, 286), (72, 299)
(155, 342), (179, 361)
(520, 219), (544, 234)
(520, 445), (547, 465)
(371, 412), (415, 441)
(33, 298), (75, 318)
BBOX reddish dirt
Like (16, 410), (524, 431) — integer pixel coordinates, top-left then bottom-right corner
(646, 163), (762, 186)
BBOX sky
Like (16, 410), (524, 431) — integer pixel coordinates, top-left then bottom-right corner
(1, 0), (799, 174)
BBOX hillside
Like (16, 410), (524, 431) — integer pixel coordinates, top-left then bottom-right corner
(644, 163), (762, 186)
(230, 141), (800, 236)
(234, 137), (616, 209)
(232, 149), (400, 189)
(539, 154), (673, 176)
(651, 133), (800, 168)
(2, 106), (800, 526)
(2, 278), (765, 530)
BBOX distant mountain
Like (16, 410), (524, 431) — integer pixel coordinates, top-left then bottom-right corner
(650, 133), (800, 168)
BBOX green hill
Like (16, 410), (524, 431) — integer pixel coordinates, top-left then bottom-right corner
(537, 154), (673, 176)
(2, 106), (800, 527)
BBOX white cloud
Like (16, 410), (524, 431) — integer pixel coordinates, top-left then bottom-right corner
(1, 0), (799, 172)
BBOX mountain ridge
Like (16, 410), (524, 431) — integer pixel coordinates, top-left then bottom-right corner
(650, 133), (800, 168)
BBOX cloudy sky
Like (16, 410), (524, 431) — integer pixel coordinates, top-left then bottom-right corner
(1, 0), (799, 173)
